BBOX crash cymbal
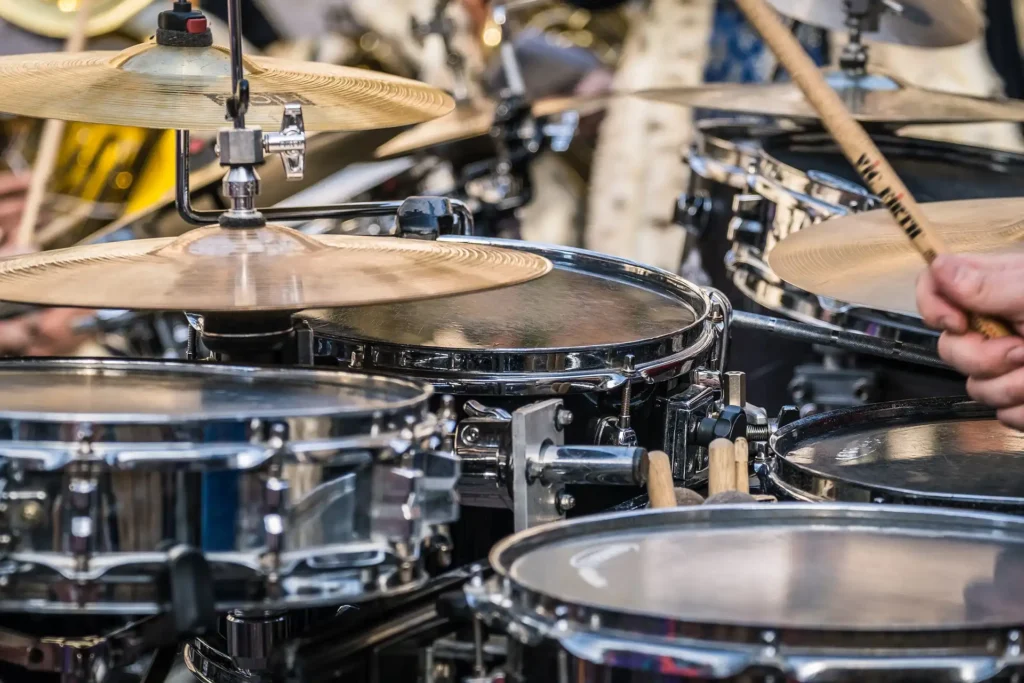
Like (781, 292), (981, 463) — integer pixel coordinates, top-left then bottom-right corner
(767, 198), (1024, 317)
(374, 96), (604, 158)
(0, 41), (454, 131)
(766, 0), (982, 48)
(0, 224), (552, 311)
(633, 72), (1024, 124)
(0, 0), (151, 38)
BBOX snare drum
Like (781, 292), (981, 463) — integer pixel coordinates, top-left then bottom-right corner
(469, 504), (1024, 682)
(0, 359), (456, 615)
(298, 237), (722, 500)
(769, 397), (1024, 514)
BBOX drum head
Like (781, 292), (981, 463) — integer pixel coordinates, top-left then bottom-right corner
(0, 358), (430, 423)
(300, 238), (712, 390)
(771, 398), (1024, 508)
(493, 504), (1024, 633)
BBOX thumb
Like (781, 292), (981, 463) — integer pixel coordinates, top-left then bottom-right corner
(932, 254), (1024, 323)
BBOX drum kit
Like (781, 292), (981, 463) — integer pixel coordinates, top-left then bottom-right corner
(0, 0), (1023, 682)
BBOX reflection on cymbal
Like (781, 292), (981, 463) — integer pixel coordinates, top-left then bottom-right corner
(0, 41), (454, 131)
(0, 224), (553, 312)
(632, 72), (1024, 124)
(768, 198), (1024, 316)
(374, 96), (605, 158)
(766, 0), (982, 48)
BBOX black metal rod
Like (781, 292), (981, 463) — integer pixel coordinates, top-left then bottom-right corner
(227, 0), (245, 128)
(731, 310), (948, 370)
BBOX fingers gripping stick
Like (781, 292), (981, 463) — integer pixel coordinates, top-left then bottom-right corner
(733, 0), (1012, 339)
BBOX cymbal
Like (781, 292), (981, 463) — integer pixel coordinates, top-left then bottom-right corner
(0, 41), (454, 131)
(0, 224), (552, 312)
(0, 0), (152, 38)
(767, 198), (1024, 317)
(632, 72), (1024, 124)
(766, 0), (982, 48)
(374, 96), (605, 158)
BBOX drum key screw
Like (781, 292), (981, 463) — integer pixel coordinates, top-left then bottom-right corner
(556, 492), (575, 513)
(555, 409), (573, 430)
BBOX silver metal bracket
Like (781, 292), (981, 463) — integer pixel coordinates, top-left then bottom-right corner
(542, 110), (579, 153)
(511, 399), (565, 532)
(263, 103), (306, 181)
(661, 382), (718, 485)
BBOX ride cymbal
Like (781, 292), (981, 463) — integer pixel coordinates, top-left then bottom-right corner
(0, 0), (152, 38)
(766, 0), (982, 48)
(632, 72), (1024, 124)
(0, 224), (552, 311)
(0, 41), (454, 131)
(374, 96), (605, 158)
(767, 198), (1024, 317)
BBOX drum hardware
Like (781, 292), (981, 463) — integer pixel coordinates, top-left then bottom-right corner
(593, 354), (638, 447)
(0, 544), (217, 683)
(673, 189), (713, 240)
(467, 504), (1024, 683)
(787, 362), (880, 411)
(454, 397), (647, 530)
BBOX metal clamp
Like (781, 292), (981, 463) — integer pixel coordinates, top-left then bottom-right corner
(262, 103), (306, 181)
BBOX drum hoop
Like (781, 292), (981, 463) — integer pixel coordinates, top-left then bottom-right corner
(472, 503), (1024, 678)
(768, 397), (1024, 511)
(0, 359), (433, 455)
(303, 238), (716, 393)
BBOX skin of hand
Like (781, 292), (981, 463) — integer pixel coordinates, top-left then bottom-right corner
(916, 253), (1024, 429)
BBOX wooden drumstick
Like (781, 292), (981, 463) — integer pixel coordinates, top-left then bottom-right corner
(645, 450), (677, 509)
(734, 437), (750, 495)
(14, 0), (92, 249)
(708, 438), (736, 496)
(733, 0), (1012, 339)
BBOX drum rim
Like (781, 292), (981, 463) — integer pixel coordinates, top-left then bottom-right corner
(472, 503), (1024, 679)
(0, 357), (433, 424)
(301, 237), (716, 391)
(768, 397), (1024, 509)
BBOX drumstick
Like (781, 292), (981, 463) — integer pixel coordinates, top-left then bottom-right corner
(14, 0), (93, 249)
(733, 0), (1012, 339)
(708, 438), (736, 496)
(734, 437), (750, 495)
(645, 450), (677, 509)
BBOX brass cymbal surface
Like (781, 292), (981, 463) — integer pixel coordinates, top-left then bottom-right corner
(0, 0), (152, 38)
(766, 0), (982, 48)
(0, 42), (455, 131)
(632, 72), (1024, 124)
(767, 198), (1024, 317)
(375, 96), (605, 158)
(0, 224), (553, 312)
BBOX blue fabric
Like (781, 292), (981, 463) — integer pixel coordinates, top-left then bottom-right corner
(199, 424), (246, 552)
(704, 0), (828, 85)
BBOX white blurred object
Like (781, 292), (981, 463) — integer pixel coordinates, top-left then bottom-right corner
(252, 0), (338, 39)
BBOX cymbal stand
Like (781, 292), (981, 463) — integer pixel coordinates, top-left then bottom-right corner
(411, 0), (472, 106)
(838, 0), (904, 75)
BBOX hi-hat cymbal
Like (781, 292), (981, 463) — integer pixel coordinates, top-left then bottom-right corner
(0, 224), (552, 311)
(766, 0), (982, 48)
(767, 198), (1024, 317)
(0, 41), (454, 131)
(374, 96), (605, 158)
(632, 72), (1024, 124)
(0, 0), (152, 38)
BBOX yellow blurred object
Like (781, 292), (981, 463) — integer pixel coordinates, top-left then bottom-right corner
(0, 0), (152, 38)
(124, 130), (177, 214)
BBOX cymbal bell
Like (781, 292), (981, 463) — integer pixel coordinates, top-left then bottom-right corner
(0, 224), (553, 312)
(767, 198), (1024, 317)
(0, 0), (152, 38)
(0, 41), (454, 131)
(632, 72), (1024, 124)
(766, 0), (982, 48)
(374, 96), (605, 158)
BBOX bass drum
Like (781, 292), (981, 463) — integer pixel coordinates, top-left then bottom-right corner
(469, 504), (1024, 682)
(769, 397), (1024, 514)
